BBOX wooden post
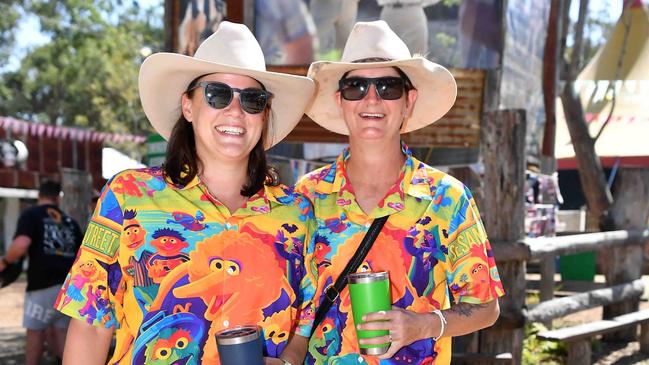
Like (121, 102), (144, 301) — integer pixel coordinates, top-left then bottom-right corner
(567, 340), (591, 365)
(604, 169), (649, 341)
(539, 257), (555, 304)
(640, 322), (649, 354)
(60, 168), (94, 231)
(479, 109), (527, 364)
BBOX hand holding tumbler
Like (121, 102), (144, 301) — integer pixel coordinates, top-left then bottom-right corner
(348, 271), (391, 355)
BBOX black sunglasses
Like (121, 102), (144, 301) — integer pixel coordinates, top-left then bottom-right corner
(338, 76), (407, 101)
(187, 81), (273, 114)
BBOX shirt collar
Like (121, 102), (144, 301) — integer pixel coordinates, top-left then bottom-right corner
(315, 141), (435, 216)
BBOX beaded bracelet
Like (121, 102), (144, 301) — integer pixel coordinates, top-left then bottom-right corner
(432, 309), (447, 341)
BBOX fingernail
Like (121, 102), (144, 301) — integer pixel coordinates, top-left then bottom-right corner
(378, 310), (386, 315)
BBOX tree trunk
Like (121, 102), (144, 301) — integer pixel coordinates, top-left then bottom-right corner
(603, 169), (649, 341)
(479, 110), (527, 364)
(560, 81), (613, 227)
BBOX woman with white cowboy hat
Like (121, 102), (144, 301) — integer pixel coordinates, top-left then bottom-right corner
(56, 21), (316, 365)
(296, 21), (504, 364)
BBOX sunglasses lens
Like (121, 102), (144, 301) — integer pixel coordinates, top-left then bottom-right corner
(240, 89), (269, 114)
(376, 77), (405, 100)
(204, 83), (232, 109)
(340, 79), (369, 101)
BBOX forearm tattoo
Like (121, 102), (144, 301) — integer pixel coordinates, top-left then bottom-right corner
(449, 302), (488, 317)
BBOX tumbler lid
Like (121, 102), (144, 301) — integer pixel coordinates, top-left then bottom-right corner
(348, 271), (389, 284)
(215, 325), (260, 345)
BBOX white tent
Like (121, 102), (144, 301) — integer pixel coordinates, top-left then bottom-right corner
(555, 1), (649, 168)
(102, 147), (145, 179)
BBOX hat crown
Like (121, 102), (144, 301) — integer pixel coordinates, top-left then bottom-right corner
(340, 21), (412, 62)
(194, 21), (267, 72)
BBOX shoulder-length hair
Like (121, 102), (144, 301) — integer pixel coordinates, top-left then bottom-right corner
(163, 78), (278, 196)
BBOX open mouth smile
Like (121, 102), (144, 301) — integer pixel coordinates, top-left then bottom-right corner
(216, 126), (246, 136)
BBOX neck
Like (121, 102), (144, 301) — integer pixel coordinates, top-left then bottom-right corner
(346, 139), (405, 183)
(198, 156), (250, 212)
(38, 197), (57, 206)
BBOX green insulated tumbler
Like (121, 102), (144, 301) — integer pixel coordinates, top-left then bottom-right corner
(348, 271), (391, 355)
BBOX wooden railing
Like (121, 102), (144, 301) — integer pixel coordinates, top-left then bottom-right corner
(492, 228), (649, 325)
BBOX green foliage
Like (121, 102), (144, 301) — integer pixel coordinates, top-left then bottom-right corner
(0, 1), (21, 64)
(0, 0), (163, 156)
(522, 323), (567, 365)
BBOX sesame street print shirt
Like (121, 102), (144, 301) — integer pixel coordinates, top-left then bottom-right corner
(295, 143), (505, 365)
(54, 167), (317, 364)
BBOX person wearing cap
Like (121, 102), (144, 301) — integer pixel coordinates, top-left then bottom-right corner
(56, 22), (317, 365)
(296, 21), (504, 364)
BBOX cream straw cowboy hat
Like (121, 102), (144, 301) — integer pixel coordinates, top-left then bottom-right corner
(139, 21), (314, 149)
(306, 20), (457, 135)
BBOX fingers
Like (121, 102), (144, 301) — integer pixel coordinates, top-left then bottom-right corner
(358, 333), (391, 346)
(362, 309), (394, 322)
(378, 344), (400, 360)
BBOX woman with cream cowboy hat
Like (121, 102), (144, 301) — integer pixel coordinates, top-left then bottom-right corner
(56, 21), (316, 365)
(296, 21), (504, 365)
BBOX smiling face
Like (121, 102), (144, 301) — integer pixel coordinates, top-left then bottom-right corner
(181, 73), (267, 165)
(336, 67), (417, 142)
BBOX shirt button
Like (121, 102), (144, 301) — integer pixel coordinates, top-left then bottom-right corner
(225, 222), (232, 229)
(223, 320), (229, 327)
(365, 222), (371, 228)
(358, 356), (364, 363)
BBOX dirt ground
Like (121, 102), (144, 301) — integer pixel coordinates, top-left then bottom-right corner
(2, 276), (649, 364)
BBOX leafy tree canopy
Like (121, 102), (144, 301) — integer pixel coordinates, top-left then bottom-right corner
(0, 0), (163, 143)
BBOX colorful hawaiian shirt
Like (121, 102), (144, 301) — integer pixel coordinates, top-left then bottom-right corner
(295, 143), (505, 365)
(55, 167), (316, 364)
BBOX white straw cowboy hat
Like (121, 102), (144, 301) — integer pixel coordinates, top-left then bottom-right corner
(306, 20), (457, 135)
(139, 21), (314, 149)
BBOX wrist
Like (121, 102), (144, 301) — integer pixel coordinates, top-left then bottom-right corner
(428, 310), (447, 340)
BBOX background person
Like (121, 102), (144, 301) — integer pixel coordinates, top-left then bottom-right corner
(0, 180), (83, 365)
(297, 20), (504, 364)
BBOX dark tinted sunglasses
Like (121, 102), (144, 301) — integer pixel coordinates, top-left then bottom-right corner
(338, 77), (407, 101)
(187, 81), (273, 114)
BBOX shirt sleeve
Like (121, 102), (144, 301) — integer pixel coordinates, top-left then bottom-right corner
(13, 208), (34, 239)
(295, 194), (317, 337)
(443, 185), (505, 305)
(54, 179), (126, 329)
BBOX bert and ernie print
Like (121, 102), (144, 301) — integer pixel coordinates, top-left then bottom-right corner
(56, 168), (311, 364)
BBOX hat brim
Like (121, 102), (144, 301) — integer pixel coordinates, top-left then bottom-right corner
(306, 57), (457, 135)
(139, 53), (314, 149)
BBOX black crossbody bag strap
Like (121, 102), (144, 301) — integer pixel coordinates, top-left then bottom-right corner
(309, 215), (389, 338)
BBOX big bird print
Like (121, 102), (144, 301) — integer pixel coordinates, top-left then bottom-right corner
(149, 230), (294, 364)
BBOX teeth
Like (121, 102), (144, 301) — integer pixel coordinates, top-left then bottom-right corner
(216, 126), (245, 135)
(360, 113), (385, 118)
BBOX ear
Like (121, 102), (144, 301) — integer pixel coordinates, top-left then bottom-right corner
(334, 90), (345, 119)
(181, 93), (194, 122)
(404, 89), (418, 118)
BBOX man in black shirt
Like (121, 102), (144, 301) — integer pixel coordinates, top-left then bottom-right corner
(0, 180), (83, 365)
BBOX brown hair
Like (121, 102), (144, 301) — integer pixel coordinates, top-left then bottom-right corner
(163, 78), (278, 196)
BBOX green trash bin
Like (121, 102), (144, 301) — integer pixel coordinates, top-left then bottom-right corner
(559, 251), (596, 281)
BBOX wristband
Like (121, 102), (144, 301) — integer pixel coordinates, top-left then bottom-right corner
(431, 309), (447, 341)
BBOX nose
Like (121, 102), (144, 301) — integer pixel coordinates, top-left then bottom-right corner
(224, 91), (245, 116)
(364, 84), (381, 104)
